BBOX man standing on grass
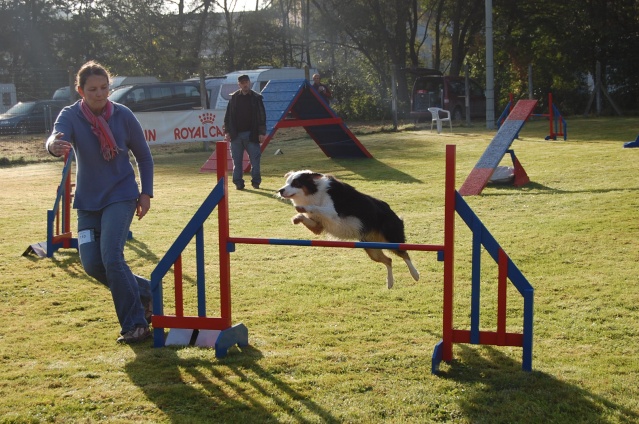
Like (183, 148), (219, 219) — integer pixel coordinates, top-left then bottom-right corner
(223, 74), (267, 190)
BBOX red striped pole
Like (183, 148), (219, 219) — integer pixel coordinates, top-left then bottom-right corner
(442, 144), (456, 362)
(217, 142), (232, 328)
(228, 237), (444, 252)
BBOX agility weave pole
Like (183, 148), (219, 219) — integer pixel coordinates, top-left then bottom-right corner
(24, 151), (78, 258)
(150, 141), (534, 372)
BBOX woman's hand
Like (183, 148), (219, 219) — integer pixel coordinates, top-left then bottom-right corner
(49, 133), (72, 157)
(136, 193), (151, 220)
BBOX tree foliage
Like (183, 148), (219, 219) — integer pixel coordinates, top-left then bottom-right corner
(1, 0), (638, 117)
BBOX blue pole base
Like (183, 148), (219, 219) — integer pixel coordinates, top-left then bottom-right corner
(215, 323), (249, 358)
(431, 340), (444, 374)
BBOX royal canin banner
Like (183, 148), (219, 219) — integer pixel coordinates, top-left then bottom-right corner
(134, 110), (226, 145)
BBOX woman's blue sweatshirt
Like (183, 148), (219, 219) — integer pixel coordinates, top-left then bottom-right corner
(47, 101), (153, 211)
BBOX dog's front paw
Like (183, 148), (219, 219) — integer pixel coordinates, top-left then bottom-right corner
(292, 214), (304, 225)
(295, 206), (307, 213)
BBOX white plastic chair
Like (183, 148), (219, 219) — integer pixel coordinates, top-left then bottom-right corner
(428, 107), (452, 134)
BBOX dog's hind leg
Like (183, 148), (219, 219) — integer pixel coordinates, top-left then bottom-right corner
(364, 248), (395, 289)
(394, 250), (420, 281)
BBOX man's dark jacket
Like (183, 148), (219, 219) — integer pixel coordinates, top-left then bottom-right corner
(223, 89), (267, 143)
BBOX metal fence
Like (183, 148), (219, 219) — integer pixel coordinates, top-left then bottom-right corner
(7, 67), (73, 103)
(0, 68), (73, 160)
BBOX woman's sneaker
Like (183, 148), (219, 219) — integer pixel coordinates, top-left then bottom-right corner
(117, 326), (151, 344)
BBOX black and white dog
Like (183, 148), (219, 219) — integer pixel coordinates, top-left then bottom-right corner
(277, 170), (420, 288)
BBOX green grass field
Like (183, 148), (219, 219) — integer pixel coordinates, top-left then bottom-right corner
(1, 117), (638, 423)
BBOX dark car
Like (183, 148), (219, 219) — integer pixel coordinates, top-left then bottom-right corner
(0, 100), (66, 135)
(408, 68), (486, 122)
(108, 82), (207, 112)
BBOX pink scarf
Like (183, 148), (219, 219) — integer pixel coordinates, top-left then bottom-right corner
(80, 99), (119, 161)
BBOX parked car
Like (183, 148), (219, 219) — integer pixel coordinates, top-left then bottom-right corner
(183, 76), (228, 106)
(108, 82), (207, 112)
(53, 76), (159, 105)
(109, 76), (159, 90)
(0, 100), (66, 135)
(52, 86), (74, 103)
(407, 68), (486, 122)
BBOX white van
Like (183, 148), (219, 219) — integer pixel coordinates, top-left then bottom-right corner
(0, 84), (17, 114)
(209, 67), (316, 110)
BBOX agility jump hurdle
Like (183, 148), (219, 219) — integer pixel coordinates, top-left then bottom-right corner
(25, 153), (133, 259)
(24, 152), (78, 258)
(150, 142), (534, 373)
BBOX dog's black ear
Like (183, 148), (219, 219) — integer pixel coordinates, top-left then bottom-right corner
(311, 172), (323, 179)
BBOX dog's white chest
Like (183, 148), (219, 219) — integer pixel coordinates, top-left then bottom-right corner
(305, 206), (363, 240)
(323, 216), (363, 239)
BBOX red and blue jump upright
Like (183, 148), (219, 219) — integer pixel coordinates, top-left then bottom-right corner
(459, 100), (537, 196)
(151, 142), (534, 373)
(25, 152), (133, 259)
(24, 152), (78, 258)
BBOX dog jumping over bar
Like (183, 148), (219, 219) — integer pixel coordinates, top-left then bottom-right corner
(277, 170), (420, 288)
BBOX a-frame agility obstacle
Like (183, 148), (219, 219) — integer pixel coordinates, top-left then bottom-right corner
(459, 100), (537, 196)
(151, 141), (534, 373)
(200, 79), (371, 173)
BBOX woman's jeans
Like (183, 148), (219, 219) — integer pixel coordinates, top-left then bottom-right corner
(230, 131), (261, 188)
(77, 199), (151, 334)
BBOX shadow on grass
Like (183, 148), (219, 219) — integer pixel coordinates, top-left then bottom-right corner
(22, 248), (93, 282)
(482, 181), (639, 195)
(232, 185), (287, 202)
(125, 343), (340, 423)
(438, 344), (639, 423)
(332, 158), (423, 184)
(125, 237), (161, 264)
(125, 233), (339, 421)
(23, 238), (205, 293)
